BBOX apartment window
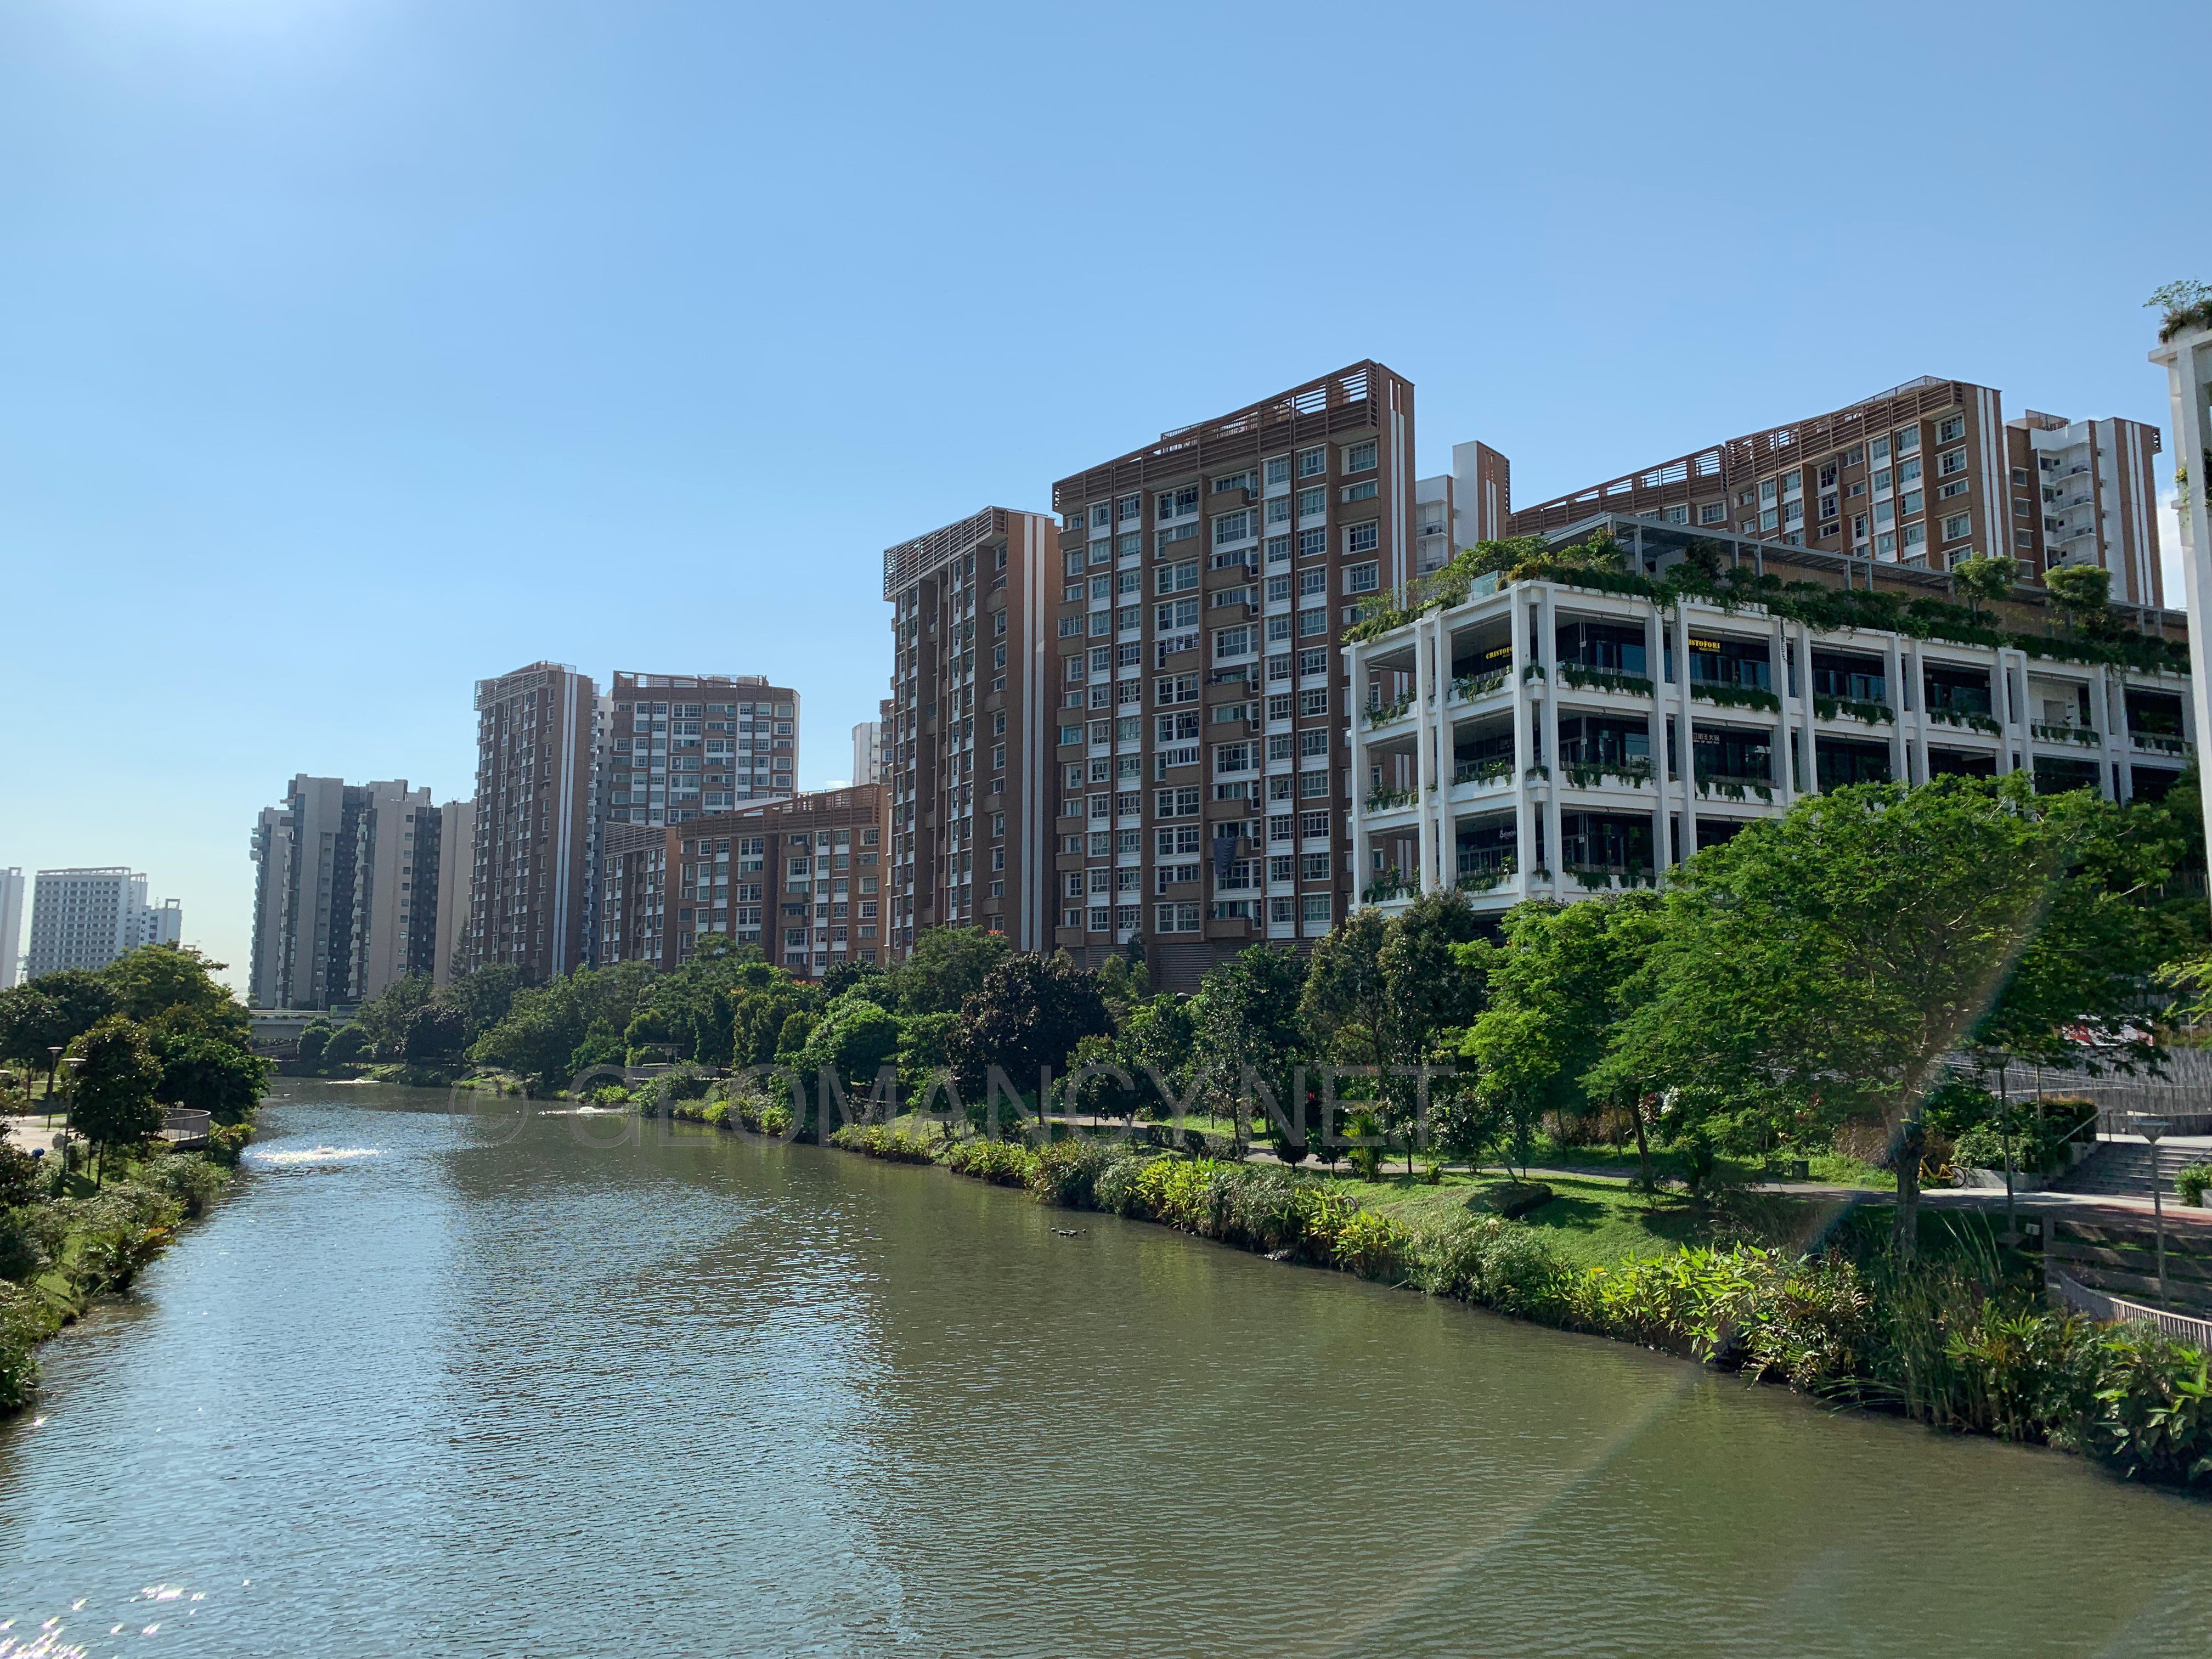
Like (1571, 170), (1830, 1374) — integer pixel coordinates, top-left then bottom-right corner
(1266, 495), (1292, 525)
(1939, 448), (1968, 477)
(1900, 490), (1923, 516)
(1301, 894), (1330, 927)
(1344, 562), (1379, 595)
(1265, 534), (1291, 566)
(1819, 494), (1838, 521)
(1853, 513), (1868, 539)
(1158, 559), (1199, 595)
(1876, 531), (1897, 556)
(1296, 486), (1325, 517)
(1298, 730), (1329, 759)
(1211, 470), (1255, 495)
(1298, 648), (1327, 678)
(1058, 616), (1082, 638)
(1345, 522), (1378, 555)
(1059, 723), (1082, 747)
(1158, 486), (1199, 522)
(1117, 532), (1142, 558)
(1267, 732), (1293, 761)
(1214, 510), (1254, 545)
(1942, 513), (1972, 543)
(1934, 419), (1961, 444)
(1903, 523), (1927, 551)
(1940, 479), (1969, 500)
(1782, 470), (1801, 493)
(1782, 501), (1803, 526)
(1300, 686), (1329, 717)
(1091, 503), (1111, 529)
(1759, 479), (1778, 504)
(1156, 673), (1198, 705)
(1156, 902), (1201, 933)
(1297, 607), (1328, 637)
(1343, 439), (1378, 473)
(1155, 786), (1201, 817)
(1297, 528), (1325, 558)
(1299, 851), (1331, 882)
(1818, 464), (1838, 489)
(1872, 437), (1891, 462)
(1117, 493), (1142, 523)
(1900, 458), (1922, 486)
(1759, 509), (1779, 531)
(1699, 503), (1726, 524)
(1296, 445), (1326, 478)
(1340, 480), (1378, 505)
(1214, 625), (1253, 659)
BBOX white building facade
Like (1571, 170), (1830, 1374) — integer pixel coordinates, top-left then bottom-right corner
(25, 867), (164, 977)
(2151, 313), (2212, 904)
(1347, 516), (2194, 921)
(0, 867), (23, 987)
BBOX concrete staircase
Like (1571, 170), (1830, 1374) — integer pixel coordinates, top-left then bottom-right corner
(2049, 1138), (2212, 1201)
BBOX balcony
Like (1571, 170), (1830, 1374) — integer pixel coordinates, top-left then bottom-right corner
(1453, 756), (1515, 787)
(1694, 772), (1777, 804)
(2131, 731), (2190, 757)
(1561, 759), (1653, 789)
(1454, 855), (1516, 895)
(1814, 696), (1895, 726)
(1555, 665), (1654, 698)
(1362, 867), (1418, 905)
(1363, 691), (1416, 729)
(1364, 785), (1418, 813)
(1450, 670), (1508, 703)
(1563, 865), (1657, 892)
(2032, 723), (2102, 748)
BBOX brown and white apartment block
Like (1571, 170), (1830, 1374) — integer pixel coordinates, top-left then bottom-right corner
(883, 507), (1059, 953)
(469, 661), (596, 982)
(1043, 361), (1417, 990)
(598, 671), (799, 831)
(1505, 376), (2162, 604)
(597, 786), (888, 979)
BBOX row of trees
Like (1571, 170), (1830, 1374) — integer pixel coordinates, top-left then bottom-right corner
(0, 945), (272, 1181)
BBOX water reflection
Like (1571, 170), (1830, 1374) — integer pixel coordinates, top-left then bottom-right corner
(1, 1081), (2208, 1657)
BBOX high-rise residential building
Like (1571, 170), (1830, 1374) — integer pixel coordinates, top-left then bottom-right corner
(599, 672), (799, 832)
(1503, 376), (2163, 606)
(883, 506), (1059, 953)
(2007, 411), (2165, 608)
(597, 786), (888, 978)
(25, 867), (172, 978)
(1414, 442), (1512, 575)
(1042, 361), (1417, 989)
(851, 717), (884, 785)
(1349, 512), (2194, 922)
(431, 798), (475, 986)
(248, 776), (445, 1009)
(471, 662), (597, 983)
(0, 867), (23, 987)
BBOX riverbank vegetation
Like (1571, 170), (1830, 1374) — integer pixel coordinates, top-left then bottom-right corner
(0, 943), (269, 1415)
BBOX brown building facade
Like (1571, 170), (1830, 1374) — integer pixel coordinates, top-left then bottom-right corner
(883, 507), (1059, 953)
(601, 670), (799, 828)
(1045, 361), (1417, 990)
(597, 786), (889, 978)
(470, 661), (597, 981)
(1504, 376), (2162, 603)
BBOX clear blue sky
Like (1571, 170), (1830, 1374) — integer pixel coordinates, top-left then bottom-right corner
(3, 0), (2205, 990)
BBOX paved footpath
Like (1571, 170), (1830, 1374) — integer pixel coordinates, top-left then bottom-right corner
(2, 1114), (72, 1156)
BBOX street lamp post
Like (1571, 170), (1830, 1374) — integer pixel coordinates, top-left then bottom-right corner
(43, 1045), (62, 1126)
(1996, 1058), (2019, 1248)
(2137, 1113), (2172, 1306)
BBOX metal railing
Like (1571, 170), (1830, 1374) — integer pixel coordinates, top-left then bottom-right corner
(2050, 1271), (2212, 1348)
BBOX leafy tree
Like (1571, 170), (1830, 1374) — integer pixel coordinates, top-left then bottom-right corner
(1951, 555), (2018, 623)
(0, 972), (119, 1087)
(145, 1022), (269, 1124)
(101, 945), (235, 1024)
(403, 1003), (472, 1063)
(69, 1016), (163, 1185)
(1376, 891), (1490, 1169)
(468, 962), (660, 1091)
(2042, 564), (2113, 635)
(795, 991), (902, 1104)
(945, 953), (1110, 1124)
(351, 974), (433, 1059)
(1189, 946), (1308, 1155)
(324, 1025), (370, 1066)
(1595, 776), (2078, 1258)
(1300, 908), (1390, 1071)
(896, 1009), (959, 1098)
(437, 966), (524, 1045)
(885, 927), (1011, 1015)
(295, 1019), (333, 1069)
(820, 957), (890, 1003)
(775, 1011), (817, 1064)
(1464, 894), (1658, 1181)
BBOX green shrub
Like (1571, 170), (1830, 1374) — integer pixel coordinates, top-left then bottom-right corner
(828, 1124), (938, 1165)
(2179, 1164), (2212, 1208)
(944, 1139), (1035, 1187)
(0, 1281), (46, 1413)
(1029, 1138), (1124, 1206)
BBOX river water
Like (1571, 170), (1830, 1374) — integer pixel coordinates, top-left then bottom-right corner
(3, 1080), (2209, 1657)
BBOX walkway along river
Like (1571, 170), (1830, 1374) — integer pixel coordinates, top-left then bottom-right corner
(3, 1081), (2211, 1658)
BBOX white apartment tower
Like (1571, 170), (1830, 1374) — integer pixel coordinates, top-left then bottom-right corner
(25, 867), (171, 978)
(0, 867), (24, 988)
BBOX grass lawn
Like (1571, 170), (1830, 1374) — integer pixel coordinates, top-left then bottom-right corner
(1324, 1167), (1864, 1269)
(1500, 1137), (1893, 1193)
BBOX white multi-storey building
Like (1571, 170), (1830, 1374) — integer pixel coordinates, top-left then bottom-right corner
(1347, 515), (2194, 920)
(25, 867), (163, 977)
(851, 719), (884, 786)
(0, 867), (24, 987)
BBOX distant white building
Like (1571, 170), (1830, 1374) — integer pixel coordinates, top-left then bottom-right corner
(0, 867), (22, 988)
(25, 867), (179, 977)
(851, 720), (884, 785)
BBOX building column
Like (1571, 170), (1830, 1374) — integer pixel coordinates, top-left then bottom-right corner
(1539, 588), (1563, 889)
(1673, 605), (1697, 857)
(1647, 600), (1671, 876)
(1347, 638), (1370, 904)
(1511, 595), (1537, 895)
(1413, 614), (1438, 894)
(1885, 634), (1909, 786)
(1773, 616), (1796, 810)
